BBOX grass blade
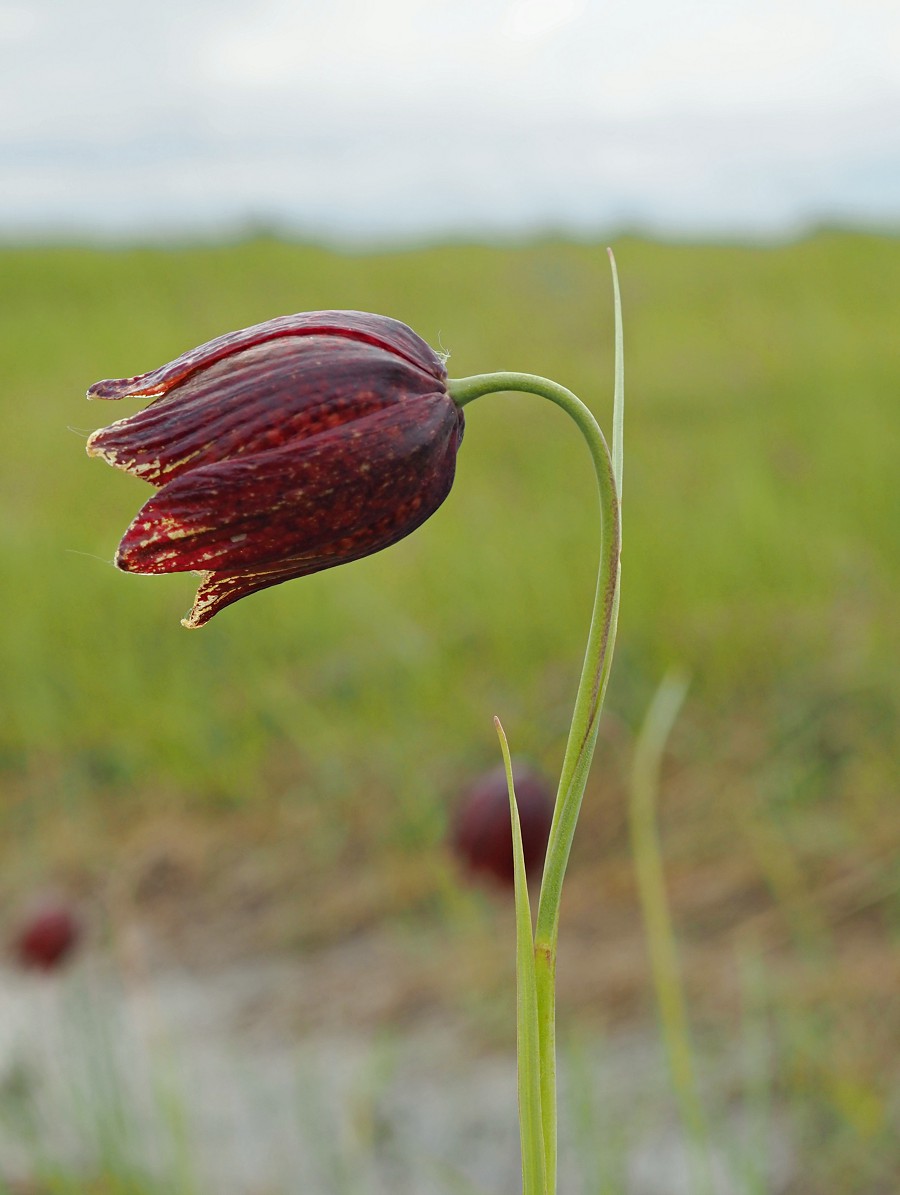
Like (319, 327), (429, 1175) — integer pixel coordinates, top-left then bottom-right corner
(629, 672), (714, 1195)
(495, 716), (547, 1195)
(607, 247), (624, 503)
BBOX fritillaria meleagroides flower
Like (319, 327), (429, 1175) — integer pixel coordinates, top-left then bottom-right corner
(453, 762), (554, 886)
(13, 900), (82, 972)
(87, 311), (464, 627)
(86, 276), (625, 1195)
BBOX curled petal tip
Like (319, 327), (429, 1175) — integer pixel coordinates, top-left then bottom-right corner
(87, 376), (160, 401)
(113, 544), (134, 573)
(87, 379), (118, 400)
(84, 428), (109, 460)
(180, 610), (204, 630)
(180, 573), (233, 629)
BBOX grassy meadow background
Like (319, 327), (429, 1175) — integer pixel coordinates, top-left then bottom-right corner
(1, 231), (898, 1192)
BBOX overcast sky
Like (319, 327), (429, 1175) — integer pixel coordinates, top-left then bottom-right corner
(2, 0), (899, 243)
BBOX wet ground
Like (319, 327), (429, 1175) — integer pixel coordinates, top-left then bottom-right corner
(0, 930), (795, 1195)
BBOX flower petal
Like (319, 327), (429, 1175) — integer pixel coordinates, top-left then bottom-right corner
(115, 394), (464, 625)
(86, 335), (442, 487)
(87, 310), (445, 401)
(184, 559), (328, 629)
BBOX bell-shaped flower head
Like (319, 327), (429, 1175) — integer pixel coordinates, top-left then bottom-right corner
(87, 311), (464, 627)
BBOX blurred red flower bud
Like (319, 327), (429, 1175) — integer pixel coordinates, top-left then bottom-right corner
(14, 902), (81, 972)
(453, 762), (554, 887)
(87, 311), (464, 627)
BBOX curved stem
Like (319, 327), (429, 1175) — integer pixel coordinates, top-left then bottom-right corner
(447, 370), (621, 1192)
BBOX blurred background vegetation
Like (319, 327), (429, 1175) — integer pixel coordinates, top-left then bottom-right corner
(1, 232), (898, 1192)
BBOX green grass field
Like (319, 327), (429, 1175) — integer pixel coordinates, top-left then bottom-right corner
(1, 231), (899, 1192)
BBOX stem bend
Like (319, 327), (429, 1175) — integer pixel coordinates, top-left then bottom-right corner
(447, 369), (621, 1192)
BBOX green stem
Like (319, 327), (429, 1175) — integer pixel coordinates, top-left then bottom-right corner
(448, 370), (621, 1193)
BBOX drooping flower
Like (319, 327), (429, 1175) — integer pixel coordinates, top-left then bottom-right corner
(87, 311), (464, 627)
(14, 901), (82, 972)
(452, 762), (554, 886)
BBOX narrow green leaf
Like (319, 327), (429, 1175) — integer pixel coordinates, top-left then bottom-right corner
(494, 716), (547, 1195)
(630, 672), (715, 1195)
(607, 247), (624, 504)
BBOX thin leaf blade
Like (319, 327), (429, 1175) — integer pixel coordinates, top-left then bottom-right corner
(495, 716), (547, 1195)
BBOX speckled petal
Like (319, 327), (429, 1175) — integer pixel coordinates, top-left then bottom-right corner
(184, 558), (334, 629)
(115, 394), (464, 625)
(86, 335), (442, 488)
(87, 310), (446, 401)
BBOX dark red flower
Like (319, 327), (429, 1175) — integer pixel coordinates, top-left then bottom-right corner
(452, 762), (555, 887)
(87, 311), (464, 627)
(14, 902), (81, 972)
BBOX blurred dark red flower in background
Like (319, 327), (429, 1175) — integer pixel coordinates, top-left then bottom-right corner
(452, 762), (554, 887)
(87, 311), (464, 627)
(14, 902), (81, 972)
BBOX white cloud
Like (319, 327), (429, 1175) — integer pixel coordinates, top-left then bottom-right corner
(0, 0), (898, 240)
(0, 2), (42, 42)
(503, 0), (588, 43)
